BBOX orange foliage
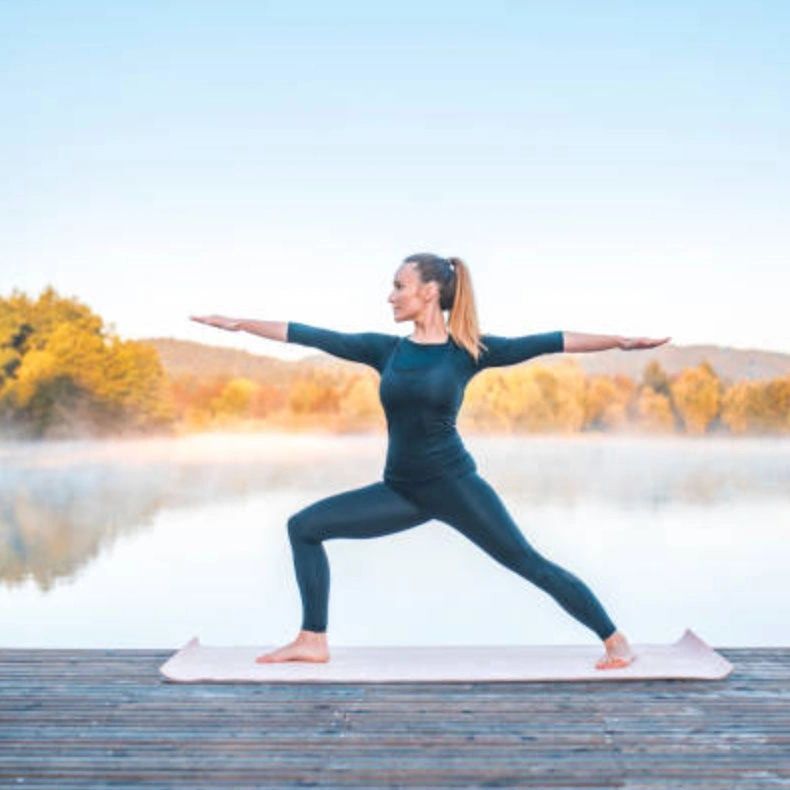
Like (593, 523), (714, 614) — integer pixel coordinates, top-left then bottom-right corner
(4, 285), (788, 438)
(635, 386), (675, 433)
(670, 362), (722, 435)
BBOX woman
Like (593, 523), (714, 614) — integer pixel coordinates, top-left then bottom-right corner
(191, 253), (669, 670)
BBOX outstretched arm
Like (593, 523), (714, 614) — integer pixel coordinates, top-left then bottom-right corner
(285, 322), (395, 371)
(189, 316), (395, 371)
(476, 330), (565, 369)
(190, 315), (288, 340)
(563, 332), (671, 353)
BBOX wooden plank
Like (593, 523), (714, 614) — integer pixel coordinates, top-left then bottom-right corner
(0, 647), (788, 788)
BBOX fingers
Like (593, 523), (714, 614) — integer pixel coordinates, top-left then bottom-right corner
(642, 337), (670, 348)
(189, 315), (227, 329)
(622, 337), (668, 350)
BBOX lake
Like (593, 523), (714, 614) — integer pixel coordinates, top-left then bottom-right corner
(1, 431), (788, 649)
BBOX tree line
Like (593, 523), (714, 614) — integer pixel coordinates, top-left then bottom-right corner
(2, 287), (788, 440)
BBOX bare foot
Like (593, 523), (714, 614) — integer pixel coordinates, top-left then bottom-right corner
(255, 630), (330, 664)
(595, 630), (636, 670)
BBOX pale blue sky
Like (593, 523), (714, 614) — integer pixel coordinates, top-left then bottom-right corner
(2, 1), (788, 358)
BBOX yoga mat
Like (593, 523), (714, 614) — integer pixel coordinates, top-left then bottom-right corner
(159, 628), (733, 683)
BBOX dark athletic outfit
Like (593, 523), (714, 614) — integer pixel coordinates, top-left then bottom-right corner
(285, 322), (618, 640)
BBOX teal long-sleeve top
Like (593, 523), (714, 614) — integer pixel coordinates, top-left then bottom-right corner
(287, 322), (565, 485)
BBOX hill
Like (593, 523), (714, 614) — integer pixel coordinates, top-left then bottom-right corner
(143, 336), (790, 385)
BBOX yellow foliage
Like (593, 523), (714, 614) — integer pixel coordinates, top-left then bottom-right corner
(635, 386), (675, 433)
(584, 375), (633, 430)
(210, 377), (257, 418)
(462, 362), (584, 433)
(670, 363), (722, 435)
(0, 286), (175, 436)
(339, 373), (381, 420)
(764, 377), (790, 432)
(642, 360), (671, 395)
(584, 376), (618, 428)
(721, 380), (755, 434)
(463, 371), (514, 431)
(289, 371), (341, 414)
(4, 285), (790, 438)
(535, 362), (586, 432)
(721, 376), (790, 434)
(45, 322), (107, 392)
(10, 349), (59, 407)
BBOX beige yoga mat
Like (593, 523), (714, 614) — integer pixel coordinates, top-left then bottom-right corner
(159, 628), (733, 683)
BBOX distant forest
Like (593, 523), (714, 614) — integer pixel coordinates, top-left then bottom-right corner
(2, 286), (788, 440)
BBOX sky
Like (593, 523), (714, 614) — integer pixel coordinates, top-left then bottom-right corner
(2, 1), (788, 360)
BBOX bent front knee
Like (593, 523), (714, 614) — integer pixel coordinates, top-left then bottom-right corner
(287, 512), (318, 544)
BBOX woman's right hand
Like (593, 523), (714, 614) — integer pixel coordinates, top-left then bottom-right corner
(189, 315), (243, 331)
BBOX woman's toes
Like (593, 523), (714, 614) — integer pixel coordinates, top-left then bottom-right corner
(254, 642), (330, 664)
(255, 645), (295, 663)
(595, 653), (634, 670)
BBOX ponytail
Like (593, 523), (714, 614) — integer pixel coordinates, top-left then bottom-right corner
(403, 253), (487, 362)
(445, 257), (487, 363)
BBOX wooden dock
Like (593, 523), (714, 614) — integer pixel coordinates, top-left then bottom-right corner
(1, 645), (788, 788)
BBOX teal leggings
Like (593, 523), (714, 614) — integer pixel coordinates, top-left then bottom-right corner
(287, 471), (618, 640)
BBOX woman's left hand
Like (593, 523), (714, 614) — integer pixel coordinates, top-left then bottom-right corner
(619, 336), (671, 351)
(190, 315), (243, 331)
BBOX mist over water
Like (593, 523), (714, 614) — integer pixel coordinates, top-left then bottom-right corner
(1, 432), (788, 648)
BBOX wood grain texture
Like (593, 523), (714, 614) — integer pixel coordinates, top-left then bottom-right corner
(0, 646), (788, 788)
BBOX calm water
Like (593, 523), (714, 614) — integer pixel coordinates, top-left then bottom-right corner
(1, 432), (788, 649)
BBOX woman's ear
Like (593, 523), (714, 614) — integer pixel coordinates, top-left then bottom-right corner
(423, 281), (439, 302)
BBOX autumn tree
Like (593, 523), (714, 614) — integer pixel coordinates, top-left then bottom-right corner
(635, 386), (675, 433)
(339, 372), (382, 423)
(721, 377), (790, 435)
(210, 377), (257, 421)
(583, 374), (636, 431)
(249, 382), (286, 418)
(289, 369), (342, 414)
(670, 361), (722, 435)
(0, 286), (175, 438)
(642, 360), (671, 396)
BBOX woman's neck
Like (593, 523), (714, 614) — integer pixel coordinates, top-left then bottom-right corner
(409, 322), (448, 344)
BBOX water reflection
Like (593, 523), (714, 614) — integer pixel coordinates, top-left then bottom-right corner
(1, 433), (788, 649)
(0, 432), (385, 591)
(1, 433), (788, 592)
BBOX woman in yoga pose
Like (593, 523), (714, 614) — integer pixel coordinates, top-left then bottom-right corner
(191, 254), (669, 670)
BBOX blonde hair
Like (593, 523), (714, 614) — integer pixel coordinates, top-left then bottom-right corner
(402, 253), (488, 363)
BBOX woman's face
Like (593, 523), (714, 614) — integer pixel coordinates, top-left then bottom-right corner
(388, 263), (434, 323)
